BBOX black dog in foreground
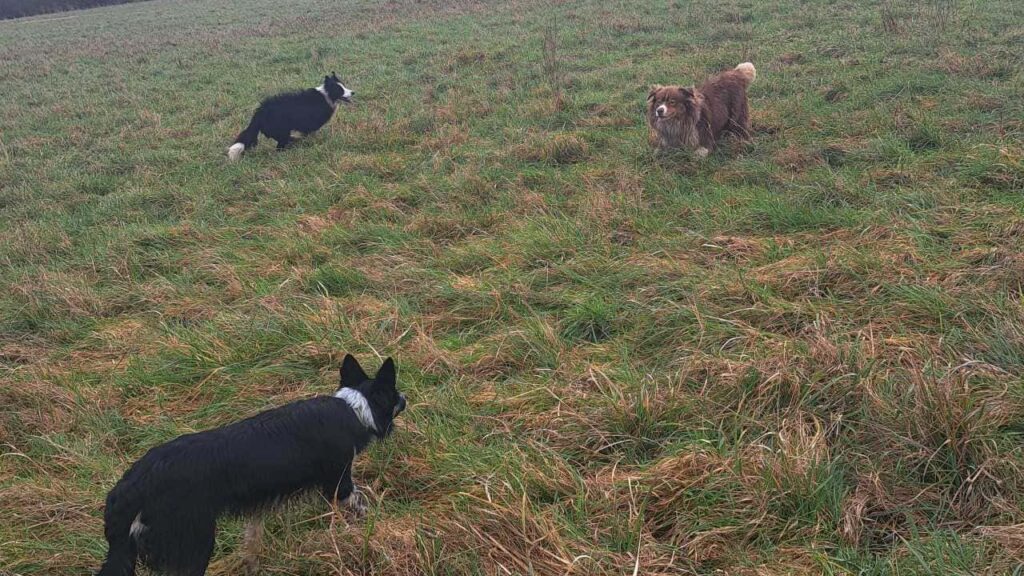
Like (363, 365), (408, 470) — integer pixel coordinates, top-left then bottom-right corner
(227, 72), (353, 160)
(96, 355), (405, 576)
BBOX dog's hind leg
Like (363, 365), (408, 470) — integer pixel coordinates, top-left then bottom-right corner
(241, 517), (264, 576)
(274, 135), (293, 150)
(153, 515), (215, 576)
(181, 524), (215, 576)
(730, 98), (752, 141)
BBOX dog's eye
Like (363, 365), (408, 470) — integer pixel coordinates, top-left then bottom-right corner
(668, 100), (677, 105)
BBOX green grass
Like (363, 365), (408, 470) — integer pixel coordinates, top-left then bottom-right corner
(2, 0), (1024, 574)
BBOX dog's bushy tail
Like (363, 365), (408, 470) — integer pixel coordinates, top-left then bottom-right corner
(735, 62), (756, 84)
(96, 481), (141, 576)
(228, 111), (262, 161)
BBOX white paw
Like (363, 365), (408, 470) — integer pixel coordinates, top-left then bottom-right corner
(227, 143), (245, 161)
(695, 147), (710, 159)
(343, 488), (369, 517)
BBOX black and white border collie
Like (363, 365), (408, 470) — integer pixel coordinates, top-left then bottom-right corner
(96, 355), (406, 576)
(227, 72), (353, 161)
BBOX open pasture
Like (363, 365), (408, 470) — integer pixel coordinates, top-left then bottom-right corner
(1, 0), (1023, 573)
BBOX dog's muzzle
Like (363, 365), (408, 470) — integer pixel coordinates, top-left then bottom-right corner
(655, 104), (668, 119)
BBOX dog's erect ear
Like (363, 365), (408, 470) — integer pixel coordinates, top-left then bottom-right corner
(340, 354), (370, 388)
(324, 75), (331, 85)
(375, 357), (396, 388)
(331, 71), (339, 79)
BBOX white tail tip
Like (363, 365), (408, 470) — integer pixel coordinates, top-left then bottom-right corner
(736, 62), (756, 82)
(227, 143), (245, 161)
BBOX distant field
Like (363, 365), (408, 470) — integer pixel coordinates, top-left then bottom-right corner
(1, 0), (1023, 574)
(0, 0), (150, 21)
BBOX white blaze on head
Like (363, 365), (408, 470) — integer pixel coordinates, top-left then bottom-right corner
(333, 78), (353, 101)
(656, 104), (668, 117)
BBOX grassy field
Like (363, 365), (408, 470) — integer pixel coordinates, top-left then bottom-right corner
(2, 0), (1023, 573)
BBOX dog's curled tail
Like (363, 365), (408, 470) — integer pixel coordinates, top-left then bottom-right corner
(735, 62), (756, 84)
(96, 483), (142, 576)
(227, 112), (262, 161)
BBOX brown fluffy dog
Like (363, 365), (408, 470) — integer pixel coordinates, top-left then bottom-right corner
(647, 62), (756, 157)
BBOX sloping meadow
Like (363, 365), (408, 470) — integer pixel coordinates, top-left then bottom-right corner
(1, 0), (1023, 573)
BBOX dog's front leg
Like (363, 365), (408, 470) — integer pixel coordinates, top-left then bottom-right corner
(337, 469), (369, 517)
(343, 486), (368, 517)
(697, 117), (716, 159)
(323, 468), (367, 517)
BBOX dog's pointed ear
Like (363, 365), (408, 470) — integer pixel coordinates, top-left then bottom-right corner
(331, 71), (338, 79)
(375, 357), (396, 388)
(340, 354), (370, 388)
(324, 75), (331, 84)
